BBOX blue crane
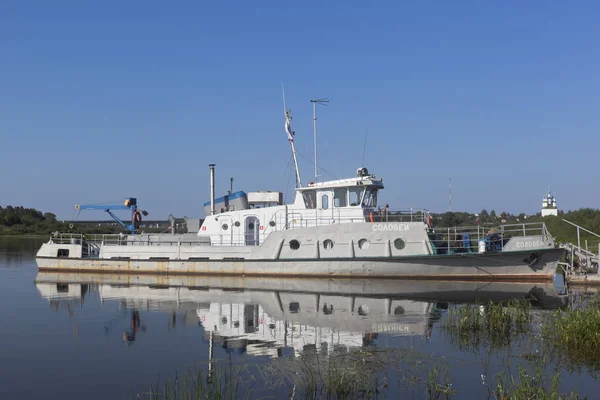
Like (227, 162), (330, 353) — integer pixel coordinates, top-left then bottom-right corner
(75, 198), (148, 234)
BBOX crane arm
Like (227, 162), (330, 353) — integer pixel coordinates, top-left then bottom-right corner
(106, 210), (132, 231)
(75, 204), (131, 211)
(74, 198), (141, 234)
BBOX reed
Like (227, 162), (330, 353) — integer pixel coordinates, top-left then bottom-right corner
(260, 348), (388, 399)
(426, 367), (456, 400)
(257, 346), (459, 398)
(492, 365), (585, 400)
(442, 300), (531, 351)
(540, 293), (600, 371)
(133, 363), (253, 400)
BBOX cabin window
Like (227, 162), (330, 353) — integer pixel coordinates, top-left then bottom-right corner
(302, 190), (317, 209)
(362, 188), (378, 208)
(349, 187), (364, 206)
(57, 249), (70, 258)
(334, 188), (347, 207)
(321, 194), (329, 210)
(56, 283), (69, 293)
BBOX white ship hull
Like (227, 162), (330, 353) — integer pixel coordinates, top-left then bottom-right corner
(36, 247), (561, 281)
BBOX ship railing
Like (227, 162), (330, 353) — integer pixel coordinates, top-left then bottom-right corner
(269, 208), (430, 230)
(49, 232), (85, 244)
(97, 234), (205, 247)
(426, 222), (552, 254)
(49, 233), (205, 247)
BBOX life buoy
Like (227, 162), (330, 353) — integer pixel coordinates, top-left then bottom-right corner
(133, 210), (142, 229)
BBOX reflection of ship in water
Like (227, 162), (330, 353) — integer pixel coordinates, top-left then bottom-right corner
(35, 281), (91, 316)
(34, 273), (565, 355)
(197, 296), (439, 358)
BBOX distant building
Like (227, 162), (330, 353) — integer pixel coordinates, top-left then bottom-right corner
(541, 190), (558, 217)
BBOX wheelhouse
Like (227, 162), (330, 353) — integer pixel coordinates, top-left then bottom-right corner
(293, 168), (384, 212)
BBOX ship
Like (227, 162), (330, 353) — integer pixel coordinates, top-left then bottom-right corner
(35, 102), (563, 281)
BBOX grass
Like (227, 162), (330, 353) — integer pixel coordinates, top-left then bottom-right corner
(137, 348), (460, 399)
(540, 293), (600, 372)
(133, 363), (253, 400)
(259, 348), (393, 399)
(442, 300), (532, 351)
(133, 345), (597, 400)
(492, 365), (585, 400)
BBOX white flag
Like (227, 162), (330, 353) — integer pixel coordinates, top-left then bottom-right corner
(285, 118), (294, 142)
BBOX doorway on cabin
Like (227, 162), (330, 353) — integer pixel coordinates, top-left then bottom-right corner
(245, 216), (260, 246)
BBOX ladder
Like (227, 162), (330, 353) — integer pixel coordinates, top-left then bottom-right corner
(562, 219), (600, 274)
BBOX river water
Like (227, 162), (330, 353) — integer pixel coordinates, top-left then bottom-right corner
(0, 237), (598, 399)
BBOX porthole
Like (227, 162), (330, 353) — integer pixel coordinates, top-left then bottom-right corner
(357, 305), (369, 316)
(394, 306), (406, 315)
(234, 221), (241, 227)
(289, 302), (300, 313)
(221, 223), (229, 230)
(289, 239), (300, 250)
(269, 221), (276, 227)
(221, 317), (228, 324)
(358, 239), (369, 250)
(323, 303), (334, 315)
(323, 239), (334, 249)
(394, 238), (406, 250)
(248, 223), (255, 230)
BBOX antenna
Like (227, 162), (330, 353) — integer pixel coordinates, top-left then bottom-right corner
(282, 83), (302, 188)
(361, 124), (369, 167)
(448, 176), (452, 212)
(310, 98), (328, 182)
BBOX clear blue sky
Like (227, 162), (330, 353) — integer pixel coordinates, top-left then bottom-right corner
(1, 1), (599, 220)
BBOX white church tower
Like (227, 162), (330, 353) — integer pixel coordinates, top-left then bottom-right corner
(541, 190), (558, 217)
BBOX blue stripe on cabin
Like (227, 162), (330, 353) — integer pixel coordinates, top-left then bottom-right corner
(203, 191), (247, 207)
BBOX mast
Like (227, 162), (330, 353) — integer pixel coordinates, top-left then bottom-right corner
(310, 98), (328, 183)
(282, 84), (302, 188)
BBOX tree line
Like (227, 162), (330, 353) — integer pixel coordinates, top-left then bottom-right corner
(2, 204), (600, 247)
(0, 205), (125, 235)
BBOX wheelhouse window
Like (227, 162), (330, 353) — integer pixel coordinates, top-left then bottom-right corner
(321, 194), (329, 210)
(362, 188), (378, 208)
(349, 187), (364, 207)
(334, 188), (347, 207)
(302, 190), (317, 209)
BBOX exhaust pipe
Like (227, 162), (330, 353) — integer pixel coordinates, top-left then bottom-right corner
(169, 214), (175, 234)
(209, 164), (216, 215)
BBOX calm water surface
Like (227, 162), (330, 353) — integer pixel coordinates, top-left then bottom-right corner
(0, 237), (598, 399)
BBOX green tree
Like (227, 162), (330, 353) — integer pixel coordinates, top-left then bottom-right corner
(43, 212), (57, 222)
